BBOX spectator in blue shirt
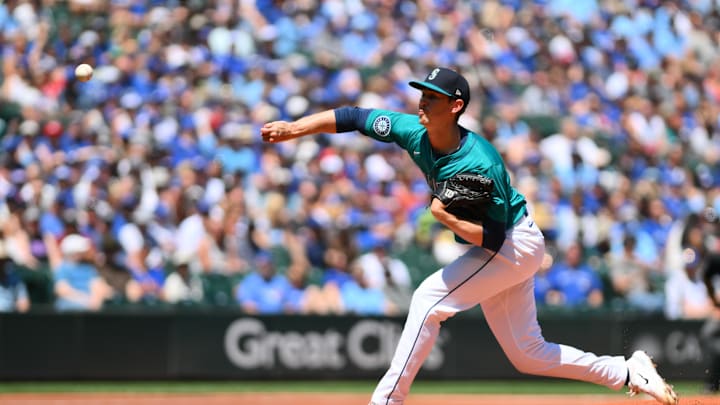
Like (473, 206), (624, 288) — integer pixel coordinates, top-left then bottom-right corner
(214, 123), (258, 176)
(235, 251), (292, 314)
(534, 251), (563, 307)
(340, 261), (397, 316)
(53, 234), (112, 312)
(547, 242), (604, 308)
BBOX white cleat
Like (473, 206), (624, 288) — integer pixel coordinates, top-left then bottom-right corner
(626, 350), (678, 405)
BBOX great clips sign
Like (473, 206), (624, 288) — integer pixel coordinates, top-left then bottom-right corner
(222, 318), (447, 373)
(0, 312), (706, 380)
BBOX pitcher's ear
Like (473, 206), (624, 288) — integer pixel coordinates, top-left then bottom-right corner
(452, 98), (465, 115)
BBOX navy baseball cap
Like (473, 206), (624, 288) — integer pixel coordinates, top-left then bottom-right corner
(409, 67), (470, 105)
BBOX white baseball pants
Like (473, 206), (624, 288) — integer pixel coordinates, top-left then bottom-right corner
(370, 215), (628, 405)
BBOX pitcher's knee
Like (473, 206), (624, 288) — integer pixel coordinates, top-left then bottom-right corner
(510, 359), (546, 375)
(410, 285), (456, 323)
(506, 339), (555, 375)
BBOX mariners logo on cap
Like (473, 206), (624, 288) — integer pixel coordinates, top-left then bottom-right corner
(428, 68), (440, 81)
(372, 116), (391, 137)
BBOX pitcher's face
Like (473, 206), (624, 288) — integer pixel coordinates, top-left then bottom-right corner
(418, 90), (455, 127)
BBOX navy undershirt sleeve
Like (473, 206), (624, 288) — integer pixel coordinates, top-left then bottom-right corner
(334, 107), (372, 133)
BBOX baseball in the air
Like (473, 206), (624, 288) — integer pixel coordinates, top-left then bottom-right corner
(74, 64), (93, 82)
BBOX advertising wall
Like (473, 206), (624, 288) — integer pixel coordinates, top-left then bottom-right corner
(0, 311), (707, 380)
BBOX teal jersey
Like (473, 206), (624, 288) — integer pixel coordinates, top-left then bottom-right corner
(359, 109), (527, 234)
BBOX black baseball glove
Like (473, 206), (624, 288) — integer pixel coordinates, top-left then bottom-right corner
(432, 173), (495, 221)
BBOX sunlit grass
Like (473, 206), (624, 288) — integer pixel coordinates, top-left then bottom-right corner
(0, 379), (706, 395)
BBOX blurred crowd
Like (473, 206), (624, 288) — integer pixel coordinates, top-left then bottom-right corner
(0, 0), (718, 318)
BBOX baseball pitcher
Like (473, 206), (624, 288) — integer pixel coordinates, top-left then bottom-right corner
(261, 67), (677, 405)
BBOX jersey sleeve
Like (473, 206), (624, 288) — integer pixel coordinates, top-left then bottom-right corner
(360, 109), (424, 150)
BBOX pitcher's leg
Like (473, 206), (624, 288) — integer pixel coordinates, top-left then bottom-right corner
(370, 273), (451, 405)
(371, 245), (540, 403)
(481, 278), (627, 389)
(370, 248), (505, 404)
(371, 217), (546, 405)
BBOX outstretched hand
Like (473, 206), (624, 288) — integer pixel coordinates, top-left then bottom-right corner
(261, 110), (338, 143)
(261, 121), (295, 143)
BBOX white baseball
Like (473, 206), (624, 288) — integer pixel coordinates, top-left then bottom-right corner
(75, 64), (94, 82)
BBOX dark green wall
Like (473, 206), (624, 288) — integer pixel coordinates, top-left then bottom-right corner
(0, 310), (707, 380)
